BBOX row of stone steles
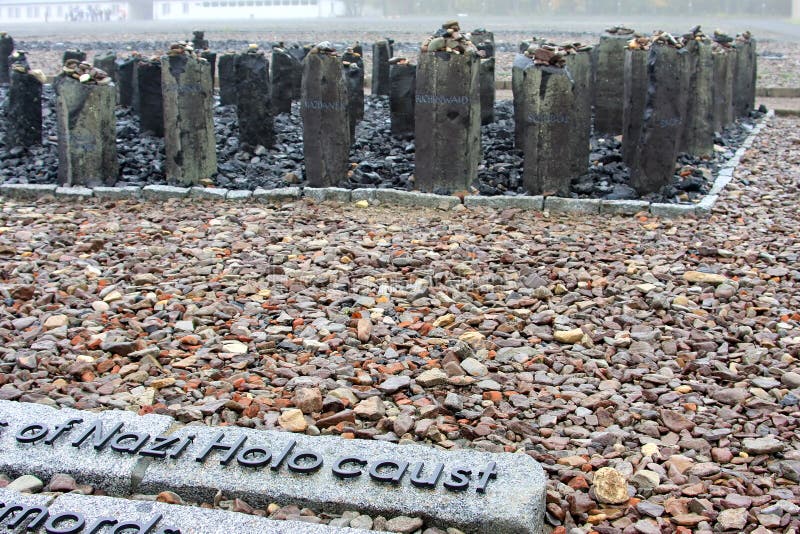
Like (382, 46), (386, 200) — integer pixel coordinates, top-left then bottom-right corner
(2, 27), (757, 197)
(511, 28), (757, 197)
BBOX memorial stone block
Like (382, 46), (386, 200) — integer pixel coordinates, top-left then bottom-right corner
(0, 32), (13, 85)
(217, 52), (237, 106)
(288, 44), (310, 99)
(234, 46), (274, 148)
(512, 53), (534, 148)
(115, 53), (139, 108)
(389, 60), (415, 138)
(93, 51), (117, 83)
(342, 46), (365, 135)
(565, 46), (593, 178)
(733, 32), (757, 117)
(62, 49), (87, 64)
(162, 45), (217, 186)
(622, 47), (649, 168)
(301, 46), (351, 187)
(6, 56), (43, 148)
(593, 26), (635, 135)
(472, 29), (496, 125)
(629, 43), (690, 195)
(712, 46), (735, 132)
(371, 38), (393, 96)
(680, 34), (714, 157)
(54, 74), (118, 187)
(271, 45), (301, 114)
(136, 58), (164, 136)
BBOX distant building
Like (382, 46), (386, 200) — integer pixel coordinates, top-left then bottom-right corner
(0, 0), (344, 21)
(152, 0), (345, 19)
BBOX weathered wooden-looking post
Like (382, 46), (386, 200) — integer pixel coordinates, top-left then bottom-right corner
(93, 51), (118, 83)
(54, 65), (118, 186)
(0, 32), (14, 85)
(629, 39), (690, 195)
(711, 36), (735, 132)
(6, 53), (43, 148)
(565, 44), (593, 179)
(733, 31), (757, 118)
(512, 51), (534, 148)
(593, 26), (635, 136)
(301, 43), (351, 187)
(389, 58), (416, 138)
(136, 57), (164, 136)
(371, 38), (393, 96)
(342, 46), (365, 138)
(680, 31), (714, 157)
(415, 21), (481, 193)
(472, 29), (495, 125)
(622, 41), (649, 168)
(234, 45), (274, 148)
(520, 45), (582, 197)
(116, 53), (140, 108)
(271, 45), (300, 114)
(217, 51), (237, 106)
(161, 43), (217, 186)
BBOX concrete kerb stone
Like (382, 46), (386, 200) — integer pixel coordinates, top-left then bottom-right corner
(137, 424), (547, 534)
(709, 175), (733, 196)
(253, 187), (300, 202)
(45, 492), (361, 534)
(142, 185), (190, 200)
(545, 197), (600, 215)
(464, 195), (544, 210)
(374, 189), (460, 210)
(93, 186), (142, 199)
(694, 194), (719, 215)
(189, 186), (229, 200)
(54, 186), (93, 199)
(303, 187), (352, 203)
(0, 400), (174, 494)
(350, 188), (377, 202)
(649, 203), (698, 218)
(226, 189), (253, 201)
(0, 184), (57, 200)
(599, 199), (651, 216)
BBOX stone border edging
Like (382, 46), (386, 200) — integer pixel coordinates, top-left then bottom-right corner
(0, 111), (772, 219)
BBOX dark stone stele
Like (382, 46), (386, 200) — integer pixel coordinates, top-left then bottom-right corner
(201, 50), (217, 89)
(629, 44), (690, 195)
(479, 57), (496, 125)
(342, 48), (365, 128)
(136, 59), (164, 137)
(593, 33), (629, 136)
(271, 47), (301, 114)
(161, 54), (217, 186)
(389, 62), (416, 138)
(0, 32), (13, 85)
(54, 76), (118, 187)
(712, 49), (735, 132)
(301, 52), (351, 187)
(565, 50), (592, 178)
(115, 55), (138, 108)
(217, 52), (237, 106)
(521, 65), (579, 197)
(414, 51), (481, 194)
(343, 62), (364, 140)
(371, 39), (393, 96)
(733, 37), (757, 118)
(93, 51), (118, 83)
(62, 49), (87, 65)
(234, 49), (274, 148)
(622, 48), (649, 168)
(6, 69), (43, 148)
(512, 53), (534, 149)
(679, 40), (714, 157)
(472, 30), (495, 125)
(288, 45), (309, 100)
(191, 30), (209, 51)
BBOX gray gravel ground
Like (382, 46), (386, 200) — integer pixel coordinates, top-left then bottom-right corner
(0, 115), (798, 533)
